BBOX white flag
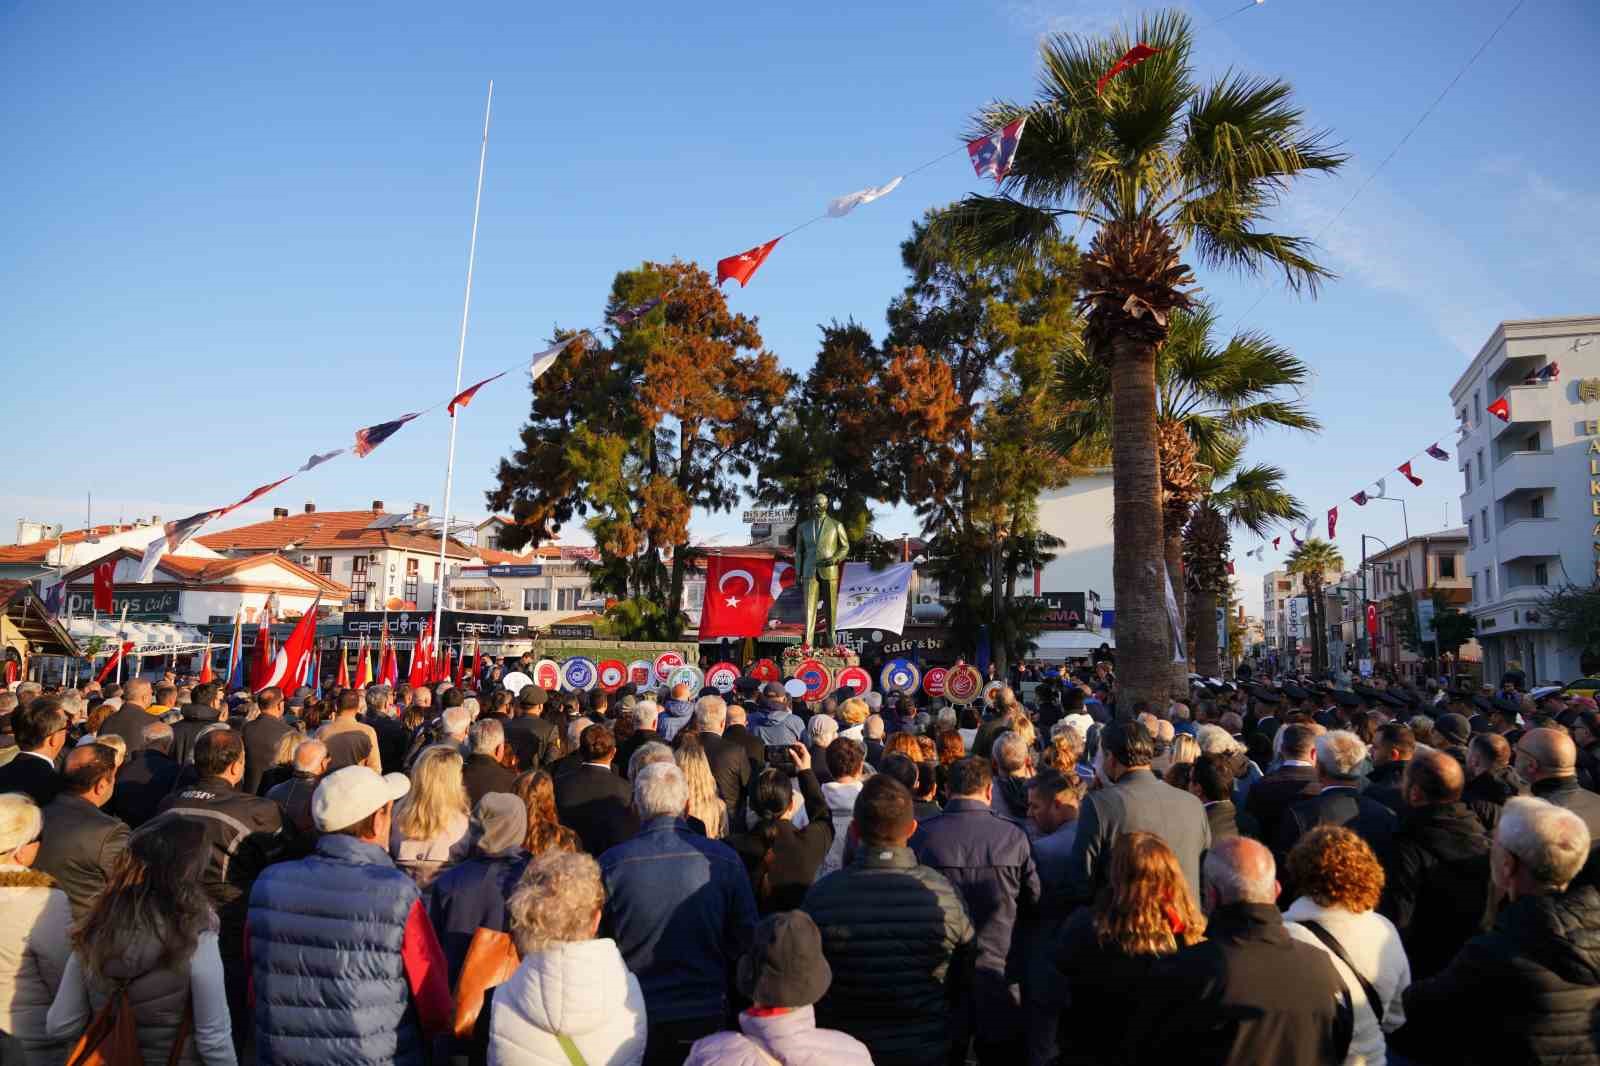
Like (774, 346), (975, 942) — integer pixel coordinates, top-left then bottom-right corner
(530, 335), (581, 382)
(1303, 518), (1317, 542)
(826, 176), (903, 219)
(1163, 566), (1187, 664)
(136, 534), (168, 584)
(833, 562), (914, 635)
(1373, 478), (1387, 499)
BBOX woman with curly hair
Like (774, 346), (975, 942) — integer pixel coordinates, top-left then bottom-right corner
(47, 823), (235, 1065)
(1284, 826), (1410, 1066)
(513, 770), (580, 857)
(1051, 832), (1205, 1066)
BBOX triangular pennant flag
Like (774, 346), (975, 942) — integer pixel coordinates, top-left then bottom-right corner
(608, 297), (662, 328)
(1097, 43), (1161, 94)
(1304, 518), (1317, 541)
(530, 336), (581, 382)
(1352, 491), (1370, 506)
(717, 237), (782, 288)
(448, 371), (506, 416)
(299, 449), (344, 472)
(354, 412), (420, 458)
(826, 176), (904, 218)
(1426, 443), (1450, 461)
(1487, 396), (1510, 422)
(1400, 461), (1423, 487)
(1327, 507), (1338, 540)
(967, 117), (1026, 183)
(1272, 537), (1280, 550)
(1291, 528), (1303, 547)
(222, 476), (294, 520)
(1374, 478), (1387, 499)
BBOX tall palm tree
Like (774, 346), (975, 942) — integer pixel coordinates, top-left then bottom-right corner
(1286, 538), (1344, 676)
(1184, 461), (1306, 677)
(931, 9), (1344, 704)
(1052, 304), (1319, 688)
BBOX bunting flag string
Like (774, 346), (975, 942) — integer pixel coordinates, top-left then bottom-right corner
(1399, 461), (1423, 488)
(716, 238), (783, 288)
(447, 372), (506, 415)
(1096, 44), (1161, 94)
(1425, 443), (1450, 461)
(827, 176), (904, 218)
(967, 117), (1027, 182)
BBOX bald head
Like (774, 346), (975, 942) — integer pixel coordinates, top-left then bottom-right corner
(1204, 836), (1278, 908)
(293, 739), (328, 773)
(671, 683), (690, 701)
(123, 677), (152, 707)
(1404, 749), (1464, 807)
(1518, 727), (1577, 783)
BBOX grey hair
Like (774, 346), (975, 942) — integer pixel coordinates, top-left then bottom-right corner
(993, 733), (1030, 775)
(864, 714), (885, 740)
(633, 761), (689, 819)
(566, 716), (595, 746)
(141, 721), (175, 752)
(0, 793), (42, 854)
(441, 706), (471, 738)
(1169, 701), (1191, 721)
(1204, 838), (1278, 906)
(634, 699), (661, 729)
(694, 695), (727, 732)
(58, 690), (86, 720)
(293, 739), (327, 771)
(937, 707), (958, 731)
(1196, 723), (1241, 756)
(628, 740), (674, 782)
(507, 850), (605, 956)
(461, 697), (480, 720)
(469, 717), (505, 755)
(365, 685), (393, 713)
(1498, 796), (1591, 889)
(808, 715), (838, 746)
(1315, 731), (1368, 780)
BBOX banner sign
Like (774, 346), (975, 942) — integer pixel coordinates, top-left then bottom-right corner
(547, 624), (595, 639)
(67, 587), (179, 619)
(669, 665), (705, 692)
(741, 508), (796, 524)
(834, 562), (913, 635)
(945, 664), (983, 703)
(922, 666), (948, 698)
(653, 651), (686, 683)
(533, 658), (562, 690)
(343, 610), (533, 641)
(487, 564), (542, 577)
(793, 659), (832, 702)
(1013, 590), (1101, 632)
(628, 660), (655, 687)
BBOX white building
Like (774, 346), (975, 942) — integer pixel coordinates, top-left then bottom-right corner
(1452, 314), (1600, 683)
(1031, 472), (1115, 657)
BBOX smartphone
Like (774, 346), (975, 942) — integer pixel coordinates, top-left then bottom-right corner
(765, 744), (798, 773)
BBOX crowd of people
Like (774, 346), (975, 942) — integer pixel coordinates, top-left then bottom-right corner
(0, 656), (1596, 1065)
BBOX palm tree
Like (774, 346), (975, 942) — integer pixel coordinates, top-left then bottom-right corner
(931, 10), (1344, 705)
(1286, 538), (1344, 676)
(1184, 461), (1306, 677)
(1052, 304), (1319, 688)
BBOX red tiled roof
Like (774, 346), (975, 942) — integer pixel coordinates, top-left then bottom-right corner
(198, 509), (474, 559)
(0, 525), (146, 565)
(59, 547), (349, 597)
(476, 547), (531, 565)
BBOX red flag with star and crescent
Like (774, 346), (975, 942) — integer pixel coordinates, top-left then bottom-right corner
(717, 238), (782, 288)
(699, 555), (795, 638)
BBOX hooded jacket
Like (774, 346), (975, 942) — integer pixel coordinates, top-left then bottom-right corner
(657, 699), (697, 743)
(0, 866), (71, 1060)
(488, 938), (646, 1066)
(171, 703), (227, 768)
(1396, 883), (1600, 1065)
(748, 703), (805, 748)
(685, 1006), (872, 1066)
(815, 780), (863, 880)
(991, 775), (1034, 832)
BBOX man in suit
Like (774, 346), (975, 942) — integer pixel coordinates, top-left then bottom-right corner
(503, 684), (559, 771)
(112, 720), (182, 827)
(554, 723), (638, 855)
(98, 677), (158, 754)
(1189, 753), (1258, 842)
(461, 718), (518, 806)
(362, 684), (411, 774)
(1277, 729), (1398, 862)
(34, 744), (130, 916)
(0, 695), (68, 806)
(240, 685), (291, 793)
(614, 699), (662, 778)
(692, 693), (753, 822)
(1244, 723), (1323, 845)
(1065, 719), (1211, 901)
(172, 681), (231, 768)
(1364, 721), (1415, 814)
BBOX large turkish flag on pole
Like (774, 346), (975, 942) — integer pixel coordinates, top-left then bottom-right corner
(700, 555), (789, 638)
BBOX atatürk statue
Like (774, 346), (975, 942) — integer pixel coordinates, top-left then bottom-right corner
(794, 492), (850, 648)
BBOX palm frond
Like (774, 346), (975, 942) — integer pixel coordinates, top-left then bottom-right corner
(1213, 462), (1306, 536)
(921, 195), (1073, 267)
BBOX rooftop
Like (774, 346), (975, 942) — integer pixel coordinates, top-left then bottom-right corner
(198, 506), (475, 559)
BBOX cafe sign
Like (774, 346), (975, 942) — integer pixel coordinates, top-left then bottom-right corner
(66, 587), (179, 619)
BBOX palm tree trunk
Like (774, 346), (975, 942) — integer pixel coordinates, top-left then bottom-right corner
(1165, 530), (1188, 694)
(1194, 585), (1220, 678)
(1109, 338), (1167, 713)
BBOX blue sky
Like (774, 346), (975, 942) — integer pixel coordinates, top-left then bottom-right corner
(4, 0), (1597, 611)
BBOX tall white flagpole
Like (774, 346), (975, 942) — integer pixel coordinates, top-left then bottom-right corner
(433, 80), (493, 670)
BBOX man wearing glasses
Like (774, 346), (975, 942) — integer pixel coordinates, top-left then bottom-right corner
(0, 697), (69, 806)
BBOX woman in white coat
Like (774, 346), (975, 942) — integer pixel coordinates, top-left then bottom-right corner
(489, 850), (646, 1066)
(0, 794), (72, 1065)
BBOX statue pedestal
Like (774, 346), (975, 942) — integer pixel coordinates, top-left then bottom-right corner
(781, 644), (859, 678)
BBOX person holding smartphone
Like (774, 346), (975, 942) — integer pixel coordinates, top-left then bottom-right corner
(728, 744), (834, 914)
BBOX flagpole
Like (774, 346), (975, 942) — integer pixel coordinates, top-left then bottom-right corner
(432, 79), (493, 667)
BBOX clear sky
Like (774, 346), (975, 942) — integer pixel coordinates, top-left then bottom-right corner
(4, 0), (1597, 613)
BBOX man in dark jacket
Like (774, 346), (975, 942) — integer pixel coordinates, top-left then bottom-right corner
(1394, 796), (1600, 1065)
(693, 695), (753, 821)
(97, 677), (157, 753)
(1243, 721), (1320, 825)
(266, 738), (327, 857)
(1517, 728), (1600, 848)
(1464, 732), (1527, 832)
(34, 744), (130, 916)
(989, 733), (1034, 832)
(361, 684), (411, 774)
(1065, 719), (1212, 901)
(112, 720), (181, 828)
(748, 685), (806, 747)
(502, 684), (558, 771)
(1378, 749), (1493, 980)
(805, 775), (975, 1066)
(1278, 730), (1398, 862)
(913, 757), (1039, 1066)
(240, 685), (291, 793)
(0, 696), (67, 806)
(171, 681), (231, 768)
(461, 718), (517, 806)
(614, 698), (662, 779)
(723, 700), (766, 771)
(1364, 721), (1414, 814)
(1137, 837), (1352, 1066)
(1190, 752), (1258, 842)
(554, 724), (638, 856)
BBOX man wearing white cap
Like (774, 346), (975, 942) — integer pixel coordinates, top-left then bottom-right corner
(246, 765), (453, 1065)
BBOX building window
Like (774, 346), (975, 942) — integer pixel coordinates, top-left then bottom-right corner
(1473, 390), (1482, 425)
(1438, 554), (1457, 579)
(1476, 450), (1485, 482)
(1471, 574), (1477, 602)
(1481, 508), (1489, 539)
(1529, 495), (1544, 519)
(1526, 432), (1540, 452)
(316, 555), (333, 576)
(1464, 467), (1472, 492)
(1534, 562), (1549, 586)
(523, 587), (550, 612)
(404, 558), (419, 604)
(350, 557), (369, 608)
(1484, 568), (1494, 599)
(557, 587), (581, 612)
(1467, 517), (1475, 547)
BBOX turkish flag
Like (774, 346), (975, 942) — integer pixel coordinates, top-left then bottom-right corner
(379, 632), (398, 685)
(250, 607), (275, 692)
(1366, 603), (1379, 643)
(95, 641), (135, 684)
(353, 638), (371, 688)
(92, 560), (115, 613)
(1487, 396), (1510, 422)
(1097, 43), (1161, 94)
(336, 644), (350, 688)
(716, 237), (781, 288)
(198, 651), (213, 685)
(254, 599), (321, 694)
(1399, 461), (1423, 488)
(700, 555), (788, 638)
(1327, 507), (1338, 539)
(448, 372), (506, 416)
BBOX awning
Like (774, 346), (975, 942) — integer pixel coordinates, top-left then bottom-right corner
(1033, 630), (1116, 657)
(67, 616), (211, 654)
(0, 582), (80, 657)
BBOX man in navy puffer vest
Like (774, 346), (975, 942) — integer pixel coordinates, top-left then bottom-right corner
(246, 765), (453, 1065)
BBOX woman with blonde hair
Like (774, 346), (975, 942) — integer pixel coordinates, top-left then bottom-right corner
(838, 697), (870, 740)
(674, 735), (727, 839)
(1052, 832), (1205, 1065)
(0, 793), (70, 1065)
(512, 770), (579, 857)
(1284, 826), (1410, 1065)
(389, 745), (472, 887)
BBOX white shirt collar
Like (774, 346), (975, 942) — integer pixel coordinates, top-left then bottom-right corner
(22, 750), (56, 767)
